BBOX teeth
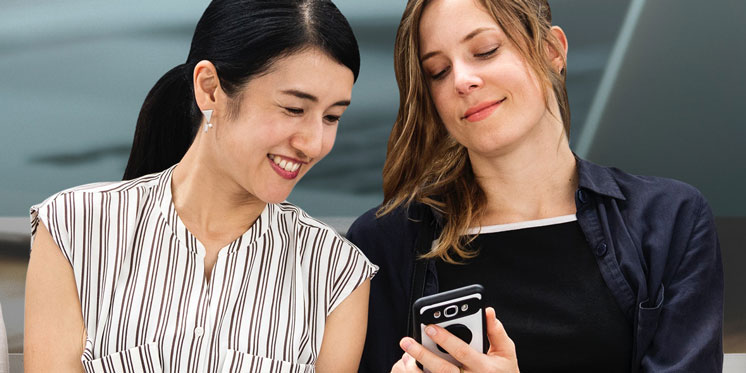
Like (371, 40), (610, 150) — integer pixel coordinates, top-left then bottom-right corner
(270, 154), (300, 173)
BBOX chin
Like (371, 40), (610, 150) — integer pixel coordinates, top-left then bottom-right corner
(466, 137), (509, 154)
(255, 188), (293, 204)
(473, 127), (529, 151)
(257, 193), (291, 204)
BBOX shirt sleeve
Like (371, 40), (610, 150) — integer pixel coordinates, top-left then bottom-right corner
(29, 191), (74, 267)
(326, 238), (378, 316)
(640, 193), (723, 371)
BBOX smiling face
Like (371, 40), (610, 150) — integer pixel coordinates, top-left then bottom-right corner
(210, 48), (354, 204)
(419, 0), (560, 159)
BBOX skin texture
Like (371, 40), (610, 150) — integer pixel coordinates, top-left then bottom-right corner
(392, 308), (519, 373)
(25, 48), (369, 372)
(420, 1), (551, 161)
(419, 0), (575, 227)
(179, 48), (354, 279)
(392, 0), (573, 371)
(24, 223), (86, 371)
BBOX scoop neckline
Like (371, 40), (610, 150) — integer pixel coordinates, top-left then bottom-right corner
(465, 214), (577, 235)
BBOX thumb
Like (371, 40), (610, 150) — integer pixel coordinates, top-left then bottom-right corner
(485, 307), (517, 358)
(403, 352), (419, 370)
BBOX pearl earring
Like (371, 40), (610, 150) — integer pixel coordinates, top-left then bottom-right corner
(202, 109), (213, 132)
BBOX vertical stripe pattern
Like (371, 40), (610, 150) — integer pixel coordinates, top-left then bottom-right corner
(30, 166), (377, 373)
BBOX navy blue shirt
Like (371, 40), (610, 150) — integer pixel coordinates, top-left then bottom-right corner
(347, 157), (723, 372)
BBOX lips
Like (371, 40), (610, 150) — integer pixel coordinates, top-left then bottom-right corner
(463, 98), (506, 122)
(267, 154), (306, 180)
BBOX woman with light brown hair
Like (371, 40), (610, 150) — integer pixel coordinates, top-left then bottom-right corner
(346, 0), (723, 371)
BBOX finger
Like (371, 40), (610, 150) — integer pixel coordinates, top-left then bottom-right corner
(485, 307), (516, 358)
(400, 337), (456, 373)
(391, 353), (417, 373)
(391, 358), (404, 373)
(424, 324), (481, 367)
(390, 362), (404, 372)
(403, 353), (419, 370)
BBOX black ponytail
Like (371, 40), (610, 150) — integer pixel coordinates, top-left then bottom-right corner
(123, 0), (360, 180)
(123, 64), (198, 180)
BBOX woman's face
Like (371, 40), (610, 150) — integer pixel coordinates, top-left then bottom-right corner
(213, 48), (354, 204)
(419, 0), (553, 159)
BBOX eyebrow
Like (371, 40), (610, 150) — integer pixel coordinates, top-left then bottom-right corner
(281, 89), (350, 107)
(420, 27), (497, 63)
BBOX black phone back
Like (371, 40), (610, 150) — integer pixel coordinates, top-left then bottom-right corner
(412, 284), (487, 369)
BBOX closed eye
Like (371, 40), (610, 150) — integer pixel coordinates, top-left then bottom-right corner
(475, 47), (498, 58)
(431, 66), (451, 81)
(324, 115), (341, 124)
(285, 107), (304, 115)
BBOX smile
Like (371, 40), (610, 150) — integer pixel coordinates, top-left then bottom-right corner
(268, 154), (303, 179)
(463, 98), (506, 122)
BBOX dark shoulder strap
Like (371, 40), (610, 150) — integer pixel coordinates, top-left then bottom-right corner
(406, 206), (438, 337)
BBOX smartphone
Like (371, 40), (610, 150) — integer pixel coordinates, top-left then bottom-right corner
(412, 284), (487, 370)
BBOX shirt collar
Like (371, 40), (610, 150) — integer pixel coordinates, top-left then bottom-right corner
(575, 156), (626, 200)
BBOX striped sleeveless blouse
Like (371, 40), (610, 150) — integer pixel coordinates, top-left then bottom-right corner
(30, 166), (378, 373)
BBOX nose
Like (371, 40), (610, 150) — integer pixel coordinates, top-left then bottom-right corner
(453, 62), (483, 95)
(290, 118), (325, 161)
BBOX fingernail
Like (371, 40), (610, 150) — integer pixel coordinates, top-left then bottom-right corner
(401, 338), (412, 351)
(425, 325), (437, 337)
(403, 353), (410, 363)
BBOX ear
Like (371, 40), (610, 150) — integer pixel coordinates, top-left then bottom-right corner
(547, 26), (568, 73)
(193, 60), (220, 112)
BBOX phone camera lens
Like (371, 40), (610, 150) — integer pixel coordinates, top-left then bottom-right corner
(434, 311), (441, 319)
(444, 305), (458, 318)
(461, 304), (468, 311)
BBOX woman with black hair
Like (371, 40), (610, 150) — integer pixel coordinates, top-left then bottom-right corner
(24, 1), (376, 371)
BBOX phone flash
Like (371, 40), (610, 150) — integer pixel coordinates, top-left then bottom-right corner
(461, 304), (468, 311)
(434, 311), (441, 318)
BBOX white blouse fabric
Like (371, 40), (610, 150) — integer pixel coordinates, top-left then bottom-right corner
(30, 166), (378, 373)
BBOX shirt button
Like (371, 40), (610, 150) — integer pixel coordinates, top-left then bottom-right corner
(194, 327), (204, 337)
(576, 189), (587, 204)
(596, 242), (608, 256)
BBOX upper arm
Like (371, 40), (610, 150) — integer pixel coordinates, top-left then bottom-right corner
(347, 208), (416, 372)
(641, 194), (723, 371)
(315, 279), (370, 373)
(25, 222), (85, 372)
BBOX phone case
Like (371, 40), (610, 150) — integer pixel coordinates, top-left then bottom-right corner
(412, 284), (487, 369)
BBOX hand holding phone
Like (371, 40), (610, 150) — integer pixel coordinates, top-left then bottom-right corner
(413, 284), (487, 369)
(393, 284), (519, 373)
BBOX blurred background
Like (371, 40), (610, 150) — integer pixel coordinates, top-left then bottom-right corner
(1, 0), (744, 362)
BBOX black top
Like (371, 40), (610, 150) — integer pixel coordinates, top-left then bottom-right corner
(435, 219), (632, 372)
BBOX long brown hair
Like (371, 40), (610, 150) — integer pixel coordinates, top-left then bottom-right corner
(379, 0), (570, 263)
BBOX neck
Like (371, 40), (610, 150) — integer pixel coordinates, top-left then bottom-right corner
(171, 134), (265, 244)
(469, 119), (578, 226)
